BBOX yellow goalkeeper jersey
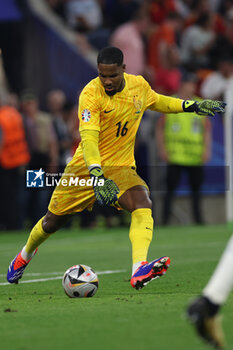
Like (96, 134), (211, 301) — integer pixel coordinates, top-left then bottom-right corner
(72, 73), (183, 167)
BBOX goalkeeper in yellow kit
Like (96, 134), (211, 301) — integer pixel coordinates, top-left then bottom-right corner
(7, 47), (226, 289)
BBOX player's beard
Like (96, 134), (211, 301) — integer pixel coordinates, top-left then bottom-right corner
(105, 89), (116, 96)
(105, 79), (125, 96)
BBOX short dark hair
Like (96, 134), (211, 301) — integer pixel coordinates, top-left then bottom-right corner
(97, 47), (123, 66)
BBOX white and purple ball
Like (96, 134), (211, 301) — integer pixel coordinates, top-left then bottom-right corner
(62, 264), (99, 298)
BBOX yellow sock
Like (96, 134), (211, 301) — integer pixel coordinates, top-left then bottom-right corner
(25, 217), (51, 255)
(129, 208), (154, 264)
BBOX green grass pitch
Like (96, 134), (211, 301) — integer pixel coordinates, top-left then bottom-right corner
(0, 224), (233, 350)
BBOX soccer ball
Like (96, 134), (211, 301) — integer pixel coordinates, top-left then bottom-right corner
(62, 264), (99, 298)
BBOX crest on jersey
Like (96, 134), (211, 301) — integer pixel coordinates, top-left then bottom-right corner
(133, 95), (142, 114)
(81, 109), (91, 122)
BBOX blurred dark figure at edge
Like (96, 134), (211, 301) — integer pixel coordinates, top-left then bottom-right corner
(0, 90), (30, 230)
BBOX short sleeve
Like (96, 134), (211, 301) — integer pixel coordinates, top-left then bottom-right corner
(78, 87), (100, 132)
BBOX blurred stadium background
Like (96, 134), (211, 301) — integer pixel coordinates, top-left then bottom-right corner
(1, 1), (233, 350)
(0, 0), (233, 225)
(1, 0), (233, 230)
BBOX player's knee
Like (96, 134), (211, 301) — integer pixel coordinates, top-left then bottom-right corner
(132, 197), (152, 212)
(42, 217), (57, 233)
(42, 211), (67, 234)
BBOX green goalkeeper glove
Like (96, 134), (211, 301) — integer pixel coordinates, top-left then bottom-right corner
(183, 100), (226, 117)
(90, 167), (120, 206)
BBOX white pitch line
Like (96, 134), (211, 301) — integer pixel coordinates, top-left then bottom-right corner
(0, 272), (64, 277)
(0, 269), (126, 286)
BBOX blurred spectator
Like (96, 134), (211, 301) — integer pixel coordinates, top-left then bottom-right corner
(0, 21), (24, 94)
(149, 0), (176, 24)
(46, 0), (66, 21)
(0, 90), (30, 230)
(206, 8), (233, 69)
(47, 90), (73, 172)
(8, 92), (20, 110)
(180, 13), (215, 70)
(156, 78), (212, 225)
(208, 0), (222, 12)
(173, 0), (194, 18)
(224, 7), (233, 45)
(153, 45), (181, 94)
(61, 101), (81, 157)
(64, 0), (110, 50)
(200, 56), (233, 100)
(21, 91), (58, 173)
(20, 91), (58, 226)
(183, 0), (226, 36)
(104, 0), (143, 29)
(65, 0), (103, 33)
(219, 0), (233, 16)
(148, 12), (182, 88)
(148, 12), (182, 71)
(110, 7), (150, 75)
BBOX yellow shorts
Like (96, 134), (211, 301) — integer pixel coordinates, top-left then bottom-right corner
(48, 164), (148, 216)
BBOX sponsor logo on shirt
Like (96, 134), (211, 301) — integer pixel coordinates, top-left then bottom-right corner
(104, 109), (115, 114)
